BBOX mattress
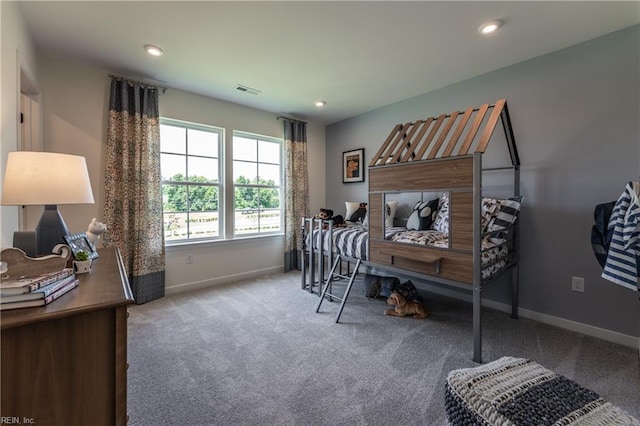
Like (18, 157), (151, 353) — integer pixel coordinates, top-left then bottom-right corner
(307, 224), (369, 260)
(307, 225), (407, 262)
(307, 225), (511, 280)
(445, 356), (639, 426)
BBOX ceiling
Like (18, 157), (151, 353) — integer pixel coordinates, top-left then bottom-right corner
(17, 1), (640, 125)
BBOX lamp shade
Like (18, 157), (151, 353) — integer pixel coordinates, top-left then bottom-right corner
(1, 151), (95, 205)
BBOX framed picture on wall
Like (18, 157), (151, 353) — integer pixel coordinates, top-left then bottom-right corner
(343, 148), (365, 183)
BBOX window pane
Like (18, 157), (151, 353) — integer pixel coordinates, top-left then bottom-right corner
(188, 156), (218, 183)
(234, 187), (259, 210)
(233, 136), (257, 161)
(259, 209), (281, 232)
(188, 211), (219, 239)
(234, 208), (259, 235)
(162, 184), (187, 212)
(160, 125), (186, 154)
(164, 212), (188, 241)
(188, 185), (219, 212)
(188, 128), (218, 158)
(161, 118), (226, 244)
(234, 160), (257, 184)
(161, 153), (186, 181)
(259, 188), (280, 209)
(258, 164), (280, 185)
(259, 140), (280, 164)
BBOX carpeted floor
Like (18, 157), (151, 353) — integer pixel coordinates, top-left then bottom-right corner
(127, 272), (640, 425)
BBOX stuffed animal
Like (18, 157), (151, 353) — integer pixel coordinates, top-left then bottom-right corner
(87, 218), (107, 244)
(348, 202), (368, 223)
(384, 291), (428, 319)
(314, 209), (347, 228)
(315, 208), (333, 221)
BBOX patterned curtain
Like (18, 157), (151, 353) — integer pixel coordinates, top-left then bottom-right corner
(283, 119), (310, 272)
(103, 75), (165, 304)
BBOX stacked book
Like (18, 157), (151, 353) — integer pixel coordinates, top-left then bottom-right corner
(0, 268), (79, 311)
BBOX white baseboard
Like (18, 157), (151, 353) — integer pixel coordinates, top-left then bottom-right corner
(417, 283), (640, 350)
(165, 265), (283, 295)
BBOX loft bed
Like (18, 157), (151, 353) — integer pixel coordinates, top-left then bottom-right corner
(301, 99), (521, 363)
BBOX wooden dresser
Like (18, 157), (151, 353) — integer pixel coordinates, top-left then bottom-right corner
(1, 247), (134, 426)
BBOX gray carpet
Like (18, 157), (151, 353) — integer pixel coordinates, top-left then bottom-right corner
(127, 272), (640, 425)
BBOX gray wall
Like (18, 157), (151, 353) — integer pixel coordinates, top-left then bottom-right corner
(326, 25), (640, 338)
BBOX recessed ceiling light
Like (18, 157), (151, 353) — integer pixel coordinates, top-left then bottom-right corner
(144, 44), (164, 56)
(479, 20), (502, 35)
(314, 100), (326, 107)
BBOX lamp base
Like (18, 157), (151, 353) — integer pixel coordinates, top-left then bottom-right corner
(36, 205), (70, 256)
(13, 231), (37, 258)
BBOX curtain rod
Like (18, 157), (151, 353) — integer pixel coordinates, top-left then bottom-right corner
(277, 115), (308, 124)
(108, 73), (167, 94)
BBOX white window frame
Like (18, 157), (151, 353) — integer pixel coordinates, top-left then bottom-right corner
(160, 118), (224, 245)
(160, 120), (285, 246)
(231, 130), (284, 238)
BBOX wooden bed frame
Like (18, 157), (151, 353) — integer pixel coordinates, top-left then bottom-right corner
(305, 99), (520, 363)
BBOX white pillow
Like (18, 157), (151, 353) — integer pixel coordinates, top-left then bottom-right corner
(385, 200), (399, 227)
(345, 201), (361, 219)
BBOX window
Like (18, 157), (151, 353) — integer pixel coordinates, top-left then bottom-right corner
(160, 120), (283, 244)
(160, 119), (222, 243)
(233, 131), (283, 236)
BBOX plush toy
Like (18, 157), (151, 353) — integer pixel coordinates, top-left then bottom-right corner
(315, 208), (333, 221)
(87, 218), (107, 244)
(314, 209), (347, 228)
(331, 215), (347, 227)
(384, 291), (428, 319)
(348, 202), (368, 223)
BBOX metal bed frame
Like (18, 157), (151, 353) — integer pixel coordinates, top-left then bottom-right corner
(301, 99), (521, 363)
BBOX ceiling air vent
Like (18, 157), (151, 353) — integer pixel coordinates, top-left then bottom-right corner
(236, 84), (261, 95)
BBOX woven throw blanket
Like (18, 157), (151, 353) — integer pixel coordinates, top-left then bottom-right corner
(445, 356), (639, 426)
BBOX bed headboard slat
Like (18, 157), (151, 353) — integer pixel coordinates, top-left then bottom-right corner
(457, 103), (489, 155)
(475, 98), (506, 154)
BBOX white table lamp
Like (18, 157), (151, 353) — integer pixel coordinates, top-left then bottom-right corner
(1, 151), (95, 255)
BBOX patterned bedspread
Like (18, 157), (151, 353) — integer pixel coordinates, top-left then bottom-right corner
(307, 225), (405, 261)
(391, 230), (510, 280)
(306, 225), (512, 280)
(307, 225), (369, 260)
(445, 357), (639, 426)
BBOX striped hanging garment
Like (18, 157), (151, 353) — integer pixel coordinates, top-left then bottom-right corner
(601, 181), (640, 291)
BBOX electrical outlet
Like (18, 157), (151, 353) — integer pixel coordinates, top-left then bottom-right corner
(571, 276), (585, 292)
(186, 255), (193, 264)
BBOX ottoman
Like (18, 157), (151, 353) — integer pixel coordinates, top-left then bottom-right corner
(445, 356), (639, 425)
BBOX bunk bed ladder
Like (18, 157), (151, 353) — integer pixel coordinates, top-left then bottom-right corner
(315, 255), (362, 323)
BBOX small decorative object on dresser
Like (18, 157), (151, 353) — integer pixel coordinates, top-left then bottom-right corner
(73, 250), (92, 274)
(64, 232), (99, 260)
(0, 246), (71, 281)
(86, 217), (107, 244)
(0, 247), (78, 310)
